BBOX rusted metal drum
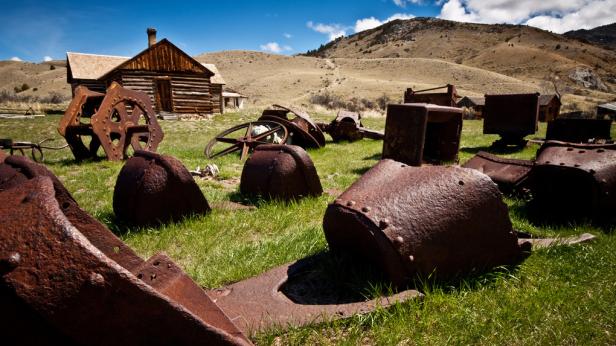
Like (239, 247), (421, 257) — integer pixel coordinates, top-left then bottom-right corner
(240, 144), (322, 200)
(462, 151), (534, 194)
(383, 103), (462, 166)
(323, 159), (526, 286)
(483, 93), (539, 145)
(259, 104), (325, 148)
(0, 177), (250, 346)
(113, 150), (211, 226)
(546, 117), (612, 143)
(322, 110), (384, 142)
(531, 141), (616, 221)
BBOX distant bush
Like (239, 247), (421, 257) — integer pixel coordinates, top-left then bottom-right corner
(50, 65), (56, 70)
(0, 90), (67, 104)
(555, 44), (561, 50)
(14, 83), (30, 93)
(310, 91), (390, 112)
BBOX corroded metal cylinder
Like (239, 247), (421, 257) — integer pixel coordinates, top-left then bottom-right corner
(113, 150), (211, 226)
(240, 144), (322, 200)
(323, 159), (526, 286)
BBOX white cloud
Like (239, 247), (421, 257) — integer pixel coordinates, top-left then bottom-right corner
(43, 56), (52, 62)
(10, 57), (22, 62)
(260, 42), (293, 53)
(393, 0), (423, 8)
(354, 13), (415, 33)
(307, 21), (347, 41)
(283, 33), (292, 39)
(437, 0), (616, 33)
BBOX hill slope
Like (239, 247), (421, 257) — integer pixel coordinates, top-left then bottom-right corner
(565, 23), (616, 51)
(303, 18), (616, 94)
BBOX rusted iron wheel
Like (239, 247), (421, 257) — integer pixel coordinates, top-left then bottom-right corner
(204, 120), (288, 160)
(91, 84), (163, 161)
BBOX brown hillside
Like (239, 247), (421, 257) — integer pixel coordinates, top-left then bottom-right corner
(304, 17), (616, 94)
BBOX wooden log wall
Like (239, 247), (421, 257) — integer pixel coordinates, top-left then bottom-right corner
(210, 84), (223, 114)
(112, 71), (213, 114)
(71, 80), (106, 96)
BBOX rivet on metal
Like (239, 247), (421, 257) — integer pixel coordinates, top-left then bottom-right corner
(346, 200), (356, 207)
(361, 206), (371, 213)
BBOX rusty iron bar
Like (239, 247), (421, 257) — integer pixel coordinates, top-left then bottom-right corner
(113, 150), (211, 226)
(382, 103), (463, 166)
(240, 144), (322, 200)
(323, 159), (530, 286)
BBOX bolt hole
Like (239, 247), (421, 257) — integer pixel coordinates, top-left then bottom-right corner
(62, 202), (70, 210)
(153, 261), (160, 266)
(458, 180), (464, 185)
(137, 273), (143, 279)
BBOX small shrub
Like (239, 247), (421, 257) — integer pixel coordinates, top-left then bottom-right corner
(50, 65), (56, 70)
(555, 44), (561, 50)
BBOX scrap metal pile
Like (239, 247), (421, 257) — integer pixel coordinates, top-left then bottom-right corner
(0, 80), (611, 344)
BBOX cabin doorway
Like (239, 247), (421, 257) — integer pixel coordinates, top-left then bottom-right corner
(154, 78), (173, 112)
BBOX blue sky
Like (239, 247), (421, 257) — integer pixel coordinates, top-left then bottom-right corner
(1, 0), (614, 62)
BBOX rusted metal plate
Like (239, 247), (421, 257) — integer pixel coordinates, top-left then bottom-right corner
(207, 254), (422, 335)
(483, 93), (539, 145)
(0, 155), (144, 270)
(323, 159), (527, 286)
(0, 177), (250, 345)
(462, 151), (534, 194)
(58, 82), (164, 161)
(113, 150), (211, 226)
(240, 144), (322, 200)
(259, 104), (325, 148)
(546, 117), (612, 143)
(403, 84), (459, 107)
(530, 141), (616, 220)
(322, 110), (384, 142)
(383, 103), (463, 166)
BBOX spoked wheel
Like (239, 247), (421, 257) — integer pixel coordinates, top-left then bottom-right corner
(204, 120), (288, 160)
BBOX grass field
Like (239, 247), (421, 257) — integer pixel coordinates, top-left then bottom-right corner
(1, 113), (615, 345)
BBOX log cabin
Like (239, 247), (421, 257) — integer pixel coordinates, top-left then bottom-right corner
(66, 28), (225, 114)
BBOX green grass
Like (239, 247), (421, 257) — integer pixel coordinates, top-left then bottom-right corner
(1, 114), (615, 345)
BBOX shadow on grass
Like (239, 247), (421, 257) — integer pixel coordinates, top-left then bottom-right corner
(460, 143), (528, 156)
(363, 153), (381, 161)
(280, 250), (528, 305)
(508, 200), (615, 233)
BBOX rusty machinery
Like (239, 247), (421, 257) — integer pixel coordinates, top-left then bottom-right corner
(240, 144), (323, 200)
(483, 93), (540, 147)
(317, 110), (384, 142)
(204, 120), (289, 160)
(205, 105), (325, 160)
(464, 140), (616, 222)
(58, 82), (164, 161)
(531, 141), (616, 221)
(403, 84), (460, 107)
(323, 160), (531, 285)
(0, 138), (67, 162)
(546, 117), (612, 143)
(0, 155), (424, 340)
(462, 151), (534, 194)
(0, 156), (250, 345)
(383, 103), (463, 166)
(113, 151), (211, 226)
